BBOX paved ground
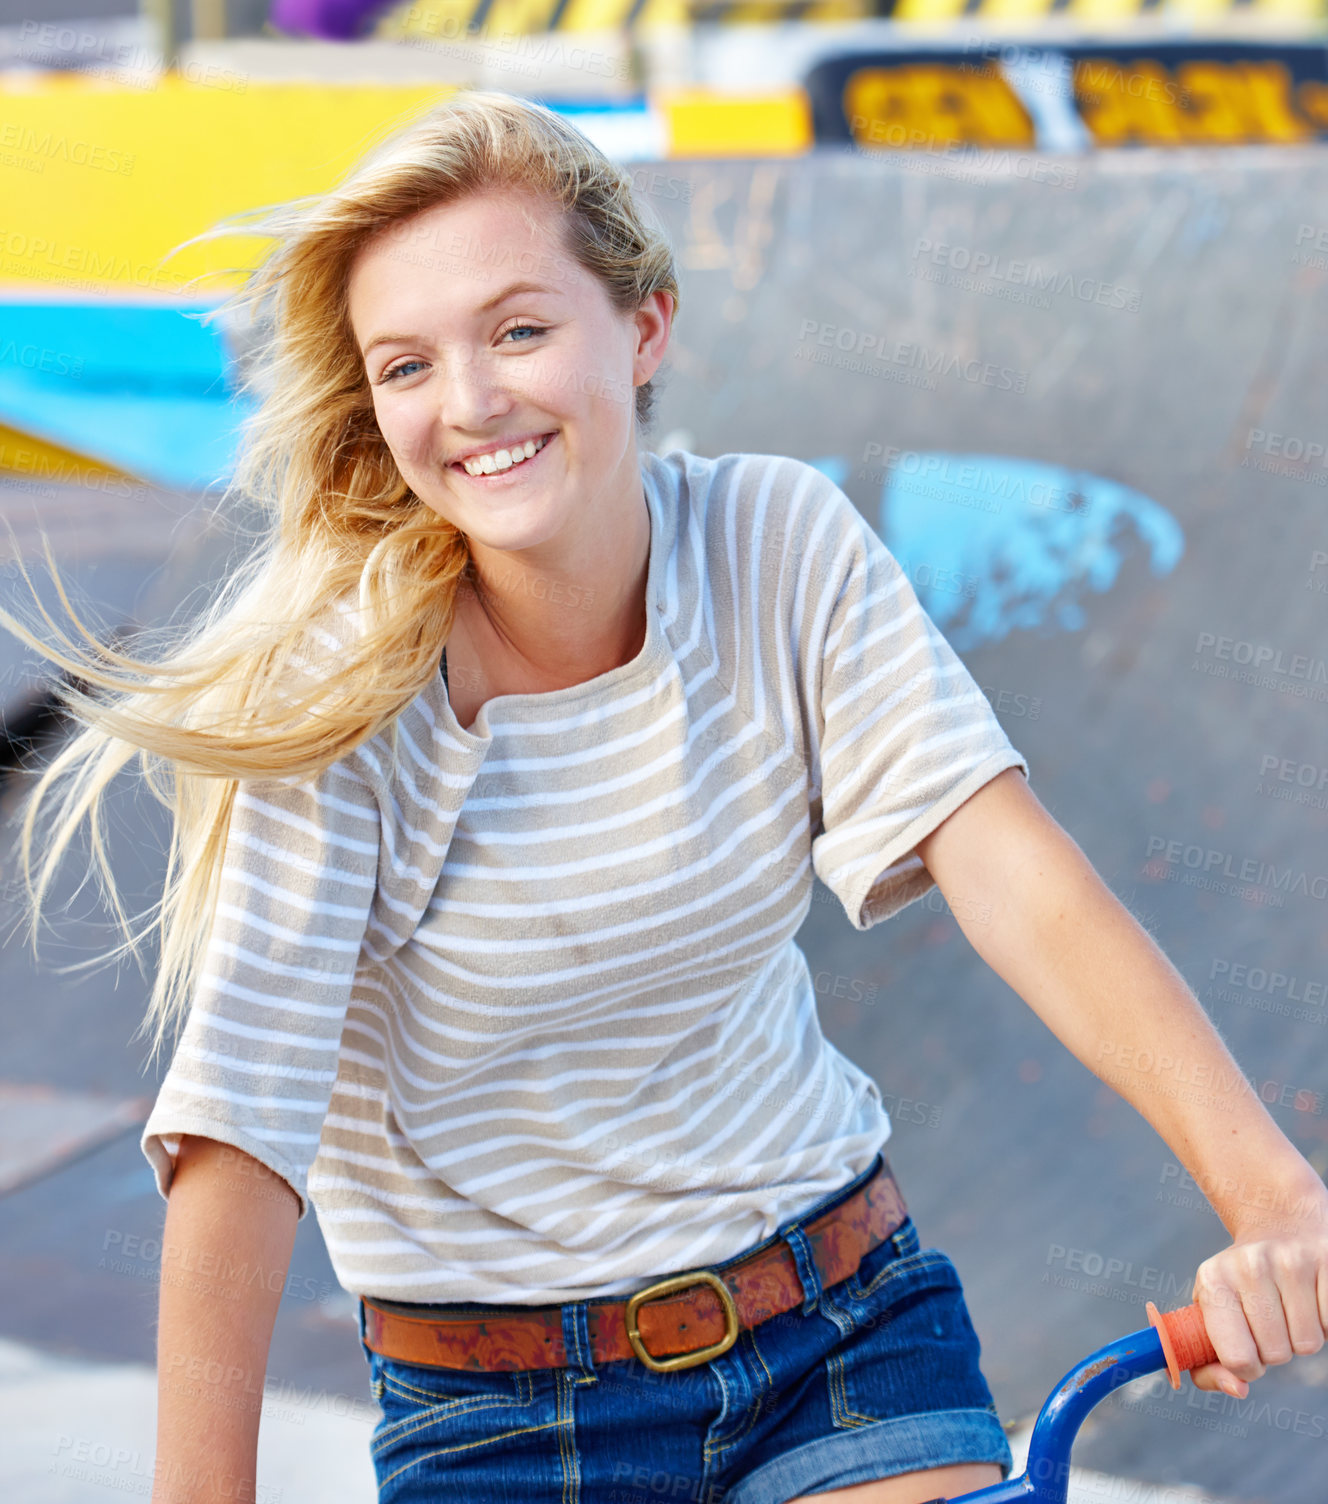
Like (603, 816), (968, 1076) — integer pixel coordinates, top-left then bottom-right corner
(3, 144), (1328, 1501)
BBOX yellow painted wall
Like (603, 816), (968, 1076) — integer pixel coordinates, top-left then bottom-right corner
(0, 74), (461, 294)
(657, 89), (812, 156)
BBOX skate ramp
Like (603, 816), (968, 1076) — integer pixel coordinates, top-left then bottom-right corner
(641, 144), (1328, 1501)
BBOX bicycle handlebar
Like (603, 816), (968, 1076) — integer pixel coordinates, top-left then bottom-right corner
(1146, 1299), (1220, 1388)
(924, 1301), (1222, 1504)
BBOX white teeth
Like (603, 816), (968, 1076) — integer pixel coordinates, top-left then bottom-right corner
(461, 433), (550, 477)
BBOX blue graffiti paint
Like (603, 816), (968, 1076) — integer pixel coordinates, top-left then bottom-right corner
(805, 452), (1183, 652)
(873, 453), (1183, 651)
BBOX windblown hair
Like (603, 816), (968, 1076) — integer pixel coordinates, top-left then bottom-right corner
(0, 89), (681, 1061)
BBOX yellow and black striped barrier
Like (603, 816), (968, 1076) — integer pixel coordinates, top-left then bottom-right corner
(378, 0), (871, 35)
(377, 0), (1325, 36)
(872, 0), (1322, 25)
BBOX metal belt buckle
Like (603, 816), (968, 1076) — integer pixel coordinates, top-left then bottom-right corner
(624, 1270), (740, 1373)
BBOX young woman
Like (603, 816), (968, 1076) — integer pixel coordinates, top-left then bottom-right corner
(3, 90), (1323, 1504)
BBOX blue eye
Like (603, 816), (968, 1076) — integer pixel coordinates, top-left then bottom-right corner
(377, 325), (545, 383)
(380, 359), (426, 383)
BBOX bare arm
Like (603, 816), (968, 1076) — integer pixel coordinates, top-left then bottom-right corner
(914, 767), (1328, 1398)
(151, 1134), (299, 1504)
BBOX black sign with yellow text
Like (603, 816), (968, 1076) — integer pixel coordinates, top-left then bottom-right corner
(805, 40), (1328, 151)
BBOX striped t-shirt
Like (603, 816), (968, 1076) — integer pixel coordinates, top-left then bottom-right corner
(141, 448), (1030, 1305)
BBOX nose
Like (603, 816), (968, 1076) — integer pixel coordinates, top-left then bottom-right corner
(435, 336), (517, 435)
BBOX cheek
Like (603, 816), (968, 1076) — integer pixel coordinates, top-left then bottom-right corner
(530, 334), (615, 405)
(372, 397), (433, 468)
(577, 327), (638, 422)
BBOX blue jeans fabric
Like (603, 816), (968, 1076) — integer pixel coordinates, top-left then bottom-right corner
(355, 1153), (1013, 1503)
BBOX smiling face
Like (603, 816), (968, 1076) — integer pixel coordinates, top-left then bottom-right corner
(347, 186), (673, 565)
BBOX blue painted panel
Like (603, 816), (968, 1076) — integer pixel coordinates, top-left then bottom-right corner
(0, 301), (254, 493)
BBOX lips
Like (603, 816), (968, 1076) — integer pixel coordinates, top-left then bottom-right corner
(451, 430), (557, 479)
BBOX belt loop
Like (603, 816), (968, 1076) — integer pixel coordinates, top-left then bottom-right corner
(782, 1224), (823, 1316)
(561, 1297), (597, 1379)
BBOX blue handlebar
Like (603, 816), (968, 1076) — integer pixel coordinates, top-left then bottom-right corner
(935, 1321), (1172, 1504)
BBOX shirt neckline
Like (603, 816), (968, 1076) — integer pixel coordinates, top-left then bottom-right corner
(433, 459), (669, 748)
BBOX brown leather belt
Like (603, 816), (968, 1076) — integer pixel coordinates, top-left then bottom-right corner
(361, 1156), (908, 1375)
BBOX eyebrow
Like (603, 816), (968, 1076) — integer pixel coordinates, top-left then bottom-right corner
(360, 280), (560, 359)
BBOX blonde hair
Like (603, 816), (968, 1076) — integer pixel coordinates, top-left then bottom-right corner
(0, 89), (681, 1062)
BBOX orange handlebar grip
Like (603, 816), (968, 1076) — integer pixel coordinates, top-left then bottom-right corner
(1146, 1300), (1220, 1389)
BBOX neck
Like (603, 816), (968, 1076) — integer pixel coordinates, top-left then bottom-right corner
(453, 487), (652, 693)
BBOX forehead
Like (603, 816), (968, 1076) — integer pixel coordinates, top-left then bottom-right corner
(347, 187), (584, 323)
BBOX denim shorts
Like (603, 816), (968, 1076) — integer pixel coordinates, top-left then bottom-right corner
(355, 1153), (1013, 1504)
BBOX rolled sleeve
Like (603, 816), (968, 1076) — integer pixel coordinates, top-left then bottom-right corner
(141, 757), (381, 1218)
(802, 479), (1030, 929)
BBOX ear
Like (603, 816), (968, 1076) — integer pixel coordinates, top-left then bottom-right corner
(631, 290), (675, 389)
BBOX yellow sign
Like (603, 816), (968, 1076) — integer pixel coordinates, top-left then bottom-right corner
(1075, 58), (1317, 145)
(843, 65), (1036, 151)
